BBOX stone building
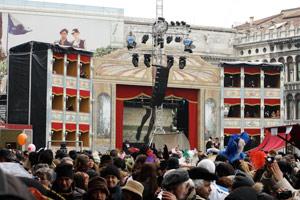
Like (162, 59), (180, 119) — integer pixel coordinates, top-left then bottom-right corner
(233, 7), (300, 124)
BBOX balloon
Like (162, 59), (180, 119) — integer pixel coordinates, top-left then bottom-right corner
(27, 144), (36, 152)
(17, 133), (27, 146)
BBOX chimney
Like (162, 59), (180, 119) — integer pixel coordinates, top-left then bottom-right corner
(250, 16), (254, 26)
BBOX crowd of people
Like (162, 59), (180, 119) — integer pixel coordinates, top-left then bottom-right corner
(0, 142), (299, 200)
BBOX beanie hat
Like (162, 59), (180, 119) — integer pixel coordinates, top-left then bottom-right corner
(88, 177), (109, 195)
(167, 157), (179, 170)
(101, 155), (112, 165)
(188, 167), (217, 181)
(87, 169), (99, 179)
(216, 162), (235, 177)
(197, 159), (216, 174)
(100, 165), (120, 179)
(232, 171), (255, 190)
(55, 163), (74, 179)
(225, 186), (257, 200)
(162, 169), (189, 189)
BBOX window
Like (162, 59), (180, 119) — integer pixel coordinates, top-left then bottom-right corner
(270, 58), (276, 63)
(263, 48), (267, 53)
(244, 105), (260, 118)
(287, 56), (294, 82)
(248, 49), (252, 55)
(225, 104), (241, 118)
(296, 56), (300, 81)
(240, 50), (244, 56)
(224, 74), (241, 87)
(97, 93), (111, 137)
(287, 95), (294, 120)
(245, 74), (260, 88)
(264, 105), (280, 118)
(296, 94), (300, 119)
(270, 45), (274, 52)
(255, 49), (259, 53)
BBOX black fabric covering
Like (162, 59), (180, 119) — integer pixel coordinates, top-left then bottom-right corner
(8, 41), (92, 148)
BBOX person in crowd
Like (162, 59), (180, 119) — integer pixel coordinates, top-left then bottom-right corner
(83, 176), (109, 200)
(122, 179), (144, 200)
(100, 164), (122, 200)
(161, 168), (190, 200)
(214, 138), (220, 149)
(54, 28), (72, 46)
(74, 154), (90, 173)
(206, 137), (213, 150)
(34, 167), (54, 188)
(74, 171), (89, 191)
(52, 163), (85, 200)
(71, 28), (86, 49)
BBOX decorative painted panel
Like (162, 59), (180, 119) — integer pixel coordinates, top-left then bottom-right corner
(66, 77), (77, 88)
(264, 119), (281, 127)
(244, 89), (260, 98)
(223, 89), (241, 98)
(224, 118), (241, 128)
(78, 113), (90, 123)
(264, 89), (280, 98)
(244, 119), (260, 128)
(79, 79), (90, 90)
(65, 112), (77, 123)
(52, 110), (63, 122)
(52, 75), (63, 87)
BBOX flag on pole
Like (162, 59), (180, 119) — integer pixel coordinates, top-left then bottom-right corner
(8, 14), (31, 35)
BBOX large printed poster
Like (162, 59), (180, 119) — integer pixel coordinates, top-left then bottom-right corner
(0, 12), (123, 55)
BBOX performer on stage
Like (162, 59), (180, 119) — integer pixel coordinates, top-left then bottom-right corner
(54, 28), (72, 46)
(71, 28), (86, 49)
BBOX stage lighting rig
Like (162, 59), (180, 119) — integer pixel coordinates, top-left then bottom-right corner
(170, 21), (175, 26)
(166, 36), (173, 44)
(141, 34), (149, 44)
(181, 21), (186, 26)
(176, 21), (181, 26)
(132, 53), (139, 67)
(179, 56), (186, 69)
(183, 38), (195, 53)
(167, 55), (174, 69)
(144, 54), (151, 68)
(127, 32), (136, 50)
(175, 36), (182, 43)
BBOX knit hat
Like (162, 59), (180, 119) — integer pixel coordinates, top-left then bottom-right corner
(167, 157), (179, 170)
(188, 167), (217, 181)
(100, 165), (121, 179)
(216, 162), (235, 177)
(55, 163), (74, 179)
(225, 186), (257, 200)
(87, 169), (99, 179)
(162, 169), (189, 189)
(232, 171), (255, 190)
(122, 180), (144, 198)
(197, 159), (216, 174)
(88, 177), (109, 195)
(101, 155), (112, 165)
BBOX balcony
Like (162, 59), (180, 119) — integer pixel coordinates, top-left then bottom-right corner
(244, 88), (260, 98)
(65, 112), (77, 123)
(264, 88), (281, 99)
(224, 118), (241, 128)
(79, 79), (90, 90)
(78, 113), (90, 124)
(223, 88), (241, 98)
(264, 119), (281, 127)
(244, 119), (260, 128)
(51, 110), (63, 122)
(52, 74), (63, 87)
(66, 77), (77, 88)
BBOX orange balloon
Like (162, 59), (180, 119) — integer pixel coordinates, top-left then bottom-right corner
(17, 133), (27, 146)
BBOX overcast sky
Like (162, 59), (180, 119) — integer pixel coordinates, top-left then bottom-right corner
(34, 0), (300, 27)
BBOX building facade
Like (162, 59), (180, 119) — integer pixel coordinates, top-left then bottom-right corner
(233, 7), (300, 125)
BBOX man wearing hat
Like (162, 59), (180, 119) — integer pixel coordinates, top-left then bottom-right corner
(54, 28), (72, 46)
(52, 163), (85, 200)
(122, 179), (144, 200)
(188, 167), (217, 200)
(100, 165), (122, 200)
(71, 28), (86, 49)
(83, 176), (109, 200)
(161, 168), (190, 200)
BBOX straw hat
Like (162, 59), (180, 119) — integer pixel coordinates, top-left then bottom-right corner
(122, 180), (144, 198)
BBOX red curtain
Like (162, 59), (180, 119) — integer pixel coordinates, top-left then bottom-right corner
(53, 53), (64, 59)
(244, 128), (261, 136)
(115, 85), (198, 149)
(189, 102), (198, 149)
(79, 124), (89, 133)
(224, 128), (241, 135)
(264, 69), (280, 75)
(66, 88), (77, 97)
(80, 90), (90, 98)
(52, 86), (63, 95)
(264, 99), (280, 106)
(244, 67), (260, 75)
(244, 99), (260, 106)
(224, 98), (241, 105)
(65, 123), (76, 132)
(116, 99), (124, 149)
(80, 55), (91, 64)
(52, 122), (63, 131)
(67, 54), (78, 61)
(224, 67), (240, 74)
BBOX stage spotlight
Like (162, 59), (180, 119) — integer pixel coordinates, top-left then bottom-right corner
(144, 54), (151, 68)
(141, 34), (149, 44)
(181, 21), (186, 26)
(183, 38), (195, 53)
(127, 32), (136, 50)
(167, 55), (174, 69)
(176, 21), (181, 26)
(166, 36), (173, 44)
(179, 56), (186, 69)
(170, 21), (175, 26)
(175, 36), (182, 43)
(132, 53), (139, 67)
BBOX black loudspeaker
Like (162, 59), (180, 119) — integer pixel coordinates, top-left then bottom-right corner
(151, 66), (170, 107)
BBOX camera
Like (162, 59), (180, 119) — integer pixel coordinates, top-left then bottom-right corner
(277, 190), (292, 199)
(266, 156), (275, 163)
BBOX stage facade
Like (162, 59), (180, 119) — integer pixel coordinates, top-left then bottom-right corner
(92, 49), (220, 151)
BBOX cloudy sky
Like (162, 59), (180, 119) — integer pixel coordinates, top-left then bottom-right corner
(34, 0), (300, 27)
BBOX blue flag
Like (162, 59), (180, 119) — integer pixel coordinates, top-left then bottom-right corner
(8, 14), (31, 35)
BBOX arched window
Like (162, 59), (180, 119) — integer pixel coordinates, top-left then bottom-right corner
(278, 57), (285, 64)
(270, 58), (276, 63)
(296, 56), (300, 81)
(296, 94), (300, 119)
(287, 95), (294, 120)
(97, 93), (111, 137)
(262, 59), (268, 63)
(287, 56), (294, 82)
